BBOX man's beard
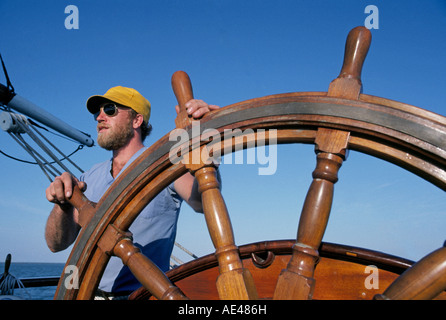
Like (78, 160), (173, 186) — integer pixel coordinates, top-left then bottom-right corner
(97, 118), (134, 151)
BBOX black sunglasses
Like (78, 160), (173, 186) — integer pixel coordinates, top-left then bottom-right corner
(94, 103), (129, 120)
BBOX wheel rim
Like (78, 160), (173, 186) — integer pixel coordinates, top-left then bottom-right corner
(55, 26), (446, 300)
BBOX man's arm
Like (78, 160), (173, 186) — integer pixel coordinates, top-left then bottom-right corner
(44, 172), (84, 252)
(174, 168), (222, 213)
(45, 204), (80, 252)
(173, 99), (221, 212)
(174, 172), (203, 212)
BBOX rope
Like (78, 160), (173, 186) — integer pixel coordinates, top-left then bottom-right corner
(0, 273), (26, 296)
(0, 53), (87, 179)
(0, 254), (29, 299)
(8, 132), (57, 182)
(0, 52), (14, 94)
(0, 145), (84, 166)
(169, 243), (198, 269)
(1, 110), (84, 180)
(169, 254), (184, 269)
(175, 242), (198, 259)
(30, 123), (84, 173)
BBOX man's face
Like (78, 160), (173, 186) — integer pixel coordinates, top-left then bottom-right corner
(96, 104), (135, 150)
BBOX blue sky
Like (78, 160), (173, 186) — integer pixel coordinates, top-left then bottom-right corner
(0, 1), (444, 265)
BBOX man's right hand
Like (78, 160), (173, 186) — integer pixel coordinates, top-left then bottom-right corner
(45, 172), (86, 207)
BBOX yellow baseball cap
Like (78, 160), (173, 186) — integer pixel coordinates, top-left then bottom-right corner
(86, 86), (151, 124)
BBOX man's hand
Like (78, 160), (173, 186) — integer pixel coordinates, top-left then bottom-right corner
(175, 99), (219, 119)
(45, 172), (86, 206)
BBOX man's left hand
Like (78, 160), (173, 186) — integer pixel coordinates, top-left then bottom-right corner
(175, 99), (219, 119)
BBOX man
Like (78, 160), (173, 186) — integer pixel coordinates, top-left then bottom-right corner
(44, 86), (219, 299)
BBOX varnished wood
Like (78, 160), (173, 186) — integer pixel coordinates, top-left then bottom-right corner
(55, 26), (446, 300)
(130, 240), (446, 300)
(58, 91), (446, 300)
(67, 184), (96, 227)
(113, 238), (188, 300)
(172, 71), (258, 300)
(60, 167), (188, 300)
(172, 71), (194, 129)
(375, 246), (446, 300)
(93, 223), (188, 300)
(273, 128), (349, 299)
(75, 249), (109, 300)
(328, 26), (371, 99)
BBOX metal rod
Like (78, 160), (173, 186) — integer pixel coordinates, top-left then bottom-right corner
(29, 123), (84, 173)
(0, 83), (94, 147)
(8, 132), (55, 182)
(174, 242), (198, 259)
(15, 118), (71, 175)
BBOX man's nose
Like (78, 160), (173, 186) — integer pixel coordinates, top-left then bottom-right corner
(95, 109), (106, 121)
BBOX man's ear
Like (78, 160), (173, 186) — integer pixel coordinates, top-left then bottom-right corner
(133, 113), (144, 129)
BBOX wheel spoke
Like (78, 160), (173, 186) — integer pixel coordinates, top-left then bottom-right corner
(98, 224), (188, 300)
(55, 26), (446, 300)
(172, 71), (258, 300)
(67, 184), (96, 227)
(274, 128), (349, 299)
(194, 165), (258, 299)
(113, 238), (188, 300)
(327, 26), (371, 99)
(375, 246), (446, 300)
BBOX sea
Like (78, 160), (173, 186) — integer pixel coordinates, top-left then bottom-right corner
(0, 262), (64, 300)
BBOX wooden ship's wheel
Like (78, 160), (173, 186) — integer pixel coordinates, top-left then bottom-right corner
(55, 26), (446, 300)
